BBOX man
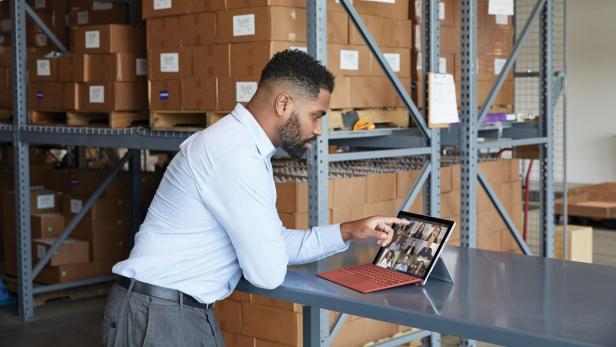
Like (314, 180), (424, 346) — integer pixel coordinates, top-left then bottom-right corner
(102, 50), (407, 346)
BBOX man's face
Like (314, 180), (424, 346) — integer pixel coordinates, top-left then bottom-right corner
(277, 89), (330, 158)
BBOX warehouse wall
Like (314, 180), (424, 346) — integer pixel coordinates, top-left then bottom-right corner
(567, 0), (616, 184)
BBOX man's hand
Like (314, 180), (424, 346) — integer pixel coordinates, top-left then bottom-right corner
(340, 216), (410, 247)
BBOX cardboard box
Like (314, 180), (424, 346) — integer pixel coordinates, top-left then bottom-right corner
(94, 260), (118, 277)
(69, 4), (128, 27)
(214, 299), (243, 334)
(31, 213), (65, 239)
(59, 54), (90, 82)
(278, 212), (308, 229)
(226, 0), (305, 9)
(149, 79), (182, 111)
(440, 191), (460, 217)
(77, 82), (147, 112)
(364, 200), (397, 217)
(63, 195), (128, 222)
(36, 262), (95, 284)
(0, 86), (10, 108)
(328, 44), (371, 77)
(454, 53), (514, 82)
(228, 291), (253, 303)
(28, 57), (60, 82)
(72, 25), (146, 54)
(369, 47), (411, 78)
(181, 77), (218, 110)
(412, 52), (455, 81)
(28, 82), (80, 111)
(181, 12), (217, 47)
(216, 7), (305, 44)
(142, 0), (223, 19)
(222, 333), (255, 347)
(410, 0), (459, 27)
(146, 16), (181, 49)
(194, 45), (231, 78)
(33, 237), (89, 266)
(4, 188), (63, 214)
(241, 303), (302, 346)
(73, 217), (130, 263)
(68, 169), (128, 198)
(217, 76), (259, 111)
(217, 7), (347, 44)
(554, 225), (593, 264)
(148, 47), (192, 81)
(88, 54), (147, 82)
(347, 0), (409, 20)
(0, 67), (9, 88)
(330, 76), (412, 109)
(349, 15), (412, 48)
(478, 0), (513, 29)
(365, 173), (397, 203)
(331, 316), (397, 347)
(479, 28), (513, 55)
(330, 205), (365, 224)
(275, 182), (308, 213)
(229, 41), (299, 77)
(332, 176), (366, 207)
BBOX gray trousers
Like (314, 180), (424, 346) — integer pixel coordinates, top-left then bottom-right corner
(101, 283), (226, 347)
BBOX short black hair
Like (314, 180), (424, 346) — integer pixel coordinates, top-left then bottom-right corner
(259, 49), (335, 98)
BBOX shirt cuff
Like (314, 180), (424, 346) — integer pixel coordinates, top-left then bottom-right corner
(318, 224), (350, 255)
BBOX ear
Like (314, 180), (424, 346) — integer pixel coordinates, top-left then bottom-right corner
(274, 93), (294, 118)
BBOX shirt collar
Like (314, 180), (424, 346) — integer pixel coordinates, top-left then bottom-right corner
(231, 103), (277, 160)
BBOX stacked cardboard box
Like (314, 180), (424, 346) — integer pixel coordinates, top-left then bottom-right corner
(217, 292), (399, 347)
(1, 186), (95, 284)
(410, 0), (514, 108)
(28, 24), (147, 114)
(67, 0), (130, 28)
(145, 0), (411, 113)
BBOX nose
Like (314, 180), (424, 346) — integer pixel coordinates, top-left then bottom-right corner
(313, 120), (323, 137)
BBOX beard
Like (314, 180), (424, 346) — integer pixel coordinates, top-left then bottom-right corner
(277, 111), (316, 159)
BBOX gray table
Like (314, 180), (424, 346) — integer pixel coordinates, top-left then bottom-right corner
(237, 242), (616, 347)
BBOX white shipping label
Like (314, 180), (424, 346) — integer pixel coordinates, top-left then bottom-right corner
(340, 50), (359, 71)
(160, 53), (179, 73)
(36, 59), (51, 77)
(35, 34), (47, 47)
(414, 25), (421, 50)
(233, 14), (256, 37)
(416, 52), (422, 70)
(92, 1), (113, 10)
(89, 85), (105, 103)
(77, 11), (89, 25)
(85, 31), (100, 49)
(37, 194), (55, 209)
(494, 58), (506, 75)
(439, 2), (445, 20)
(236, 82), (258, 103)
(37, 245), (46, 260)
(488, 0), (514, 16)
(70, 199), (83, 214)
(415, 0), (422, 19)
(384, 53), (401, 73)
(136, 58), (147, 76)
(439, 57), (447, 74)
(35, 0), (46, 9)
(496, 15), (509, 25)
(154, 0), (172, 10)
(290, 46), (307, 53)
(0, 19), (10, 32)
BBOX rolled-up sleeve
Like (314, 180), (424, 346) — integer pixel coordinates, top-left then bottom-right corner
(281, 224), (349, 265)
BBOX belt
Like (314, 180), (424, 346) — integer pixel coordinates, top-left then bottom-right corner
(116, 276), (214, 310)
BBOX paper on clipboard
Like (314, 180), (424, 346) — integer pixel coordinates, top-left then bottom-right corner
(428, 73), (459, 127)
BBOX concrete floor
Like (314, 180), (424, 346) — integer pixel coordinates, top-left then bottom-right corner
(0, 228), (614, 347)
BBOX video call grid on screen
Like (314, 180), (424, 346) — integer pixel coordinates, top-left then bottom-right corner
(374, 215), (450, 279)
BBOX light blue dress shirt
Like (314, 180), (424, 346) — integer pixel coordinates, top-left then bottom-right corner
(113, 104), (349, 304)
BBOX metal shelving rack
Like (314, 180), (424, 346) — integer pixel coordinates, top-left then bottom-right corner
(3, 1), (563, 346)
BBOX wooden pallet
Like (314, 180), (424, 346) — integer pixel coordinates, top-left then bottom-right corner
(29, 110), (148, 128)
(328, 108), (410, 131)
(2, 274), (112, 307)
(149, 111), (227, 131)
